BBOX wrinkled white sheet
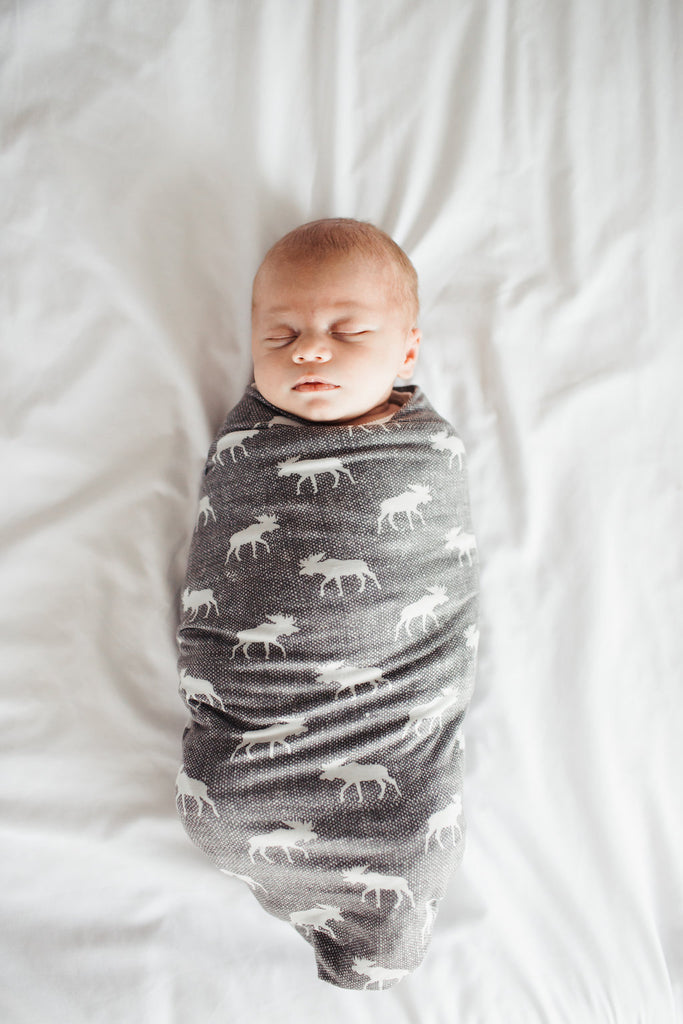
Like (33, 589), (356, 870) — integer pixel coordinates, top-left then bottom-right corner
(1, 1), (682, 1020)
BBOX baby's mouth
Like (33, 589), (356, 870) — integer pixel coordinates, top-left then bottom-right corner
(292, 378), (339, 392)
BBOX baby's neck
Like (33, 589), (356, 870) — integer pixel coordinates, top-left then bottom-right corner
(340, 399), (400, 426)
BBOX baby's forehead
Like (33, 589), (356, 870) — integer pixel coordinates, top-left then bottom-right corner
(253, 251), (403, 306)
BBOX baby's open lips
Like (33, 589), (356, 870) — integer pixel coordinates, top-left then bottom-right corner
(292, 376), (339, 389)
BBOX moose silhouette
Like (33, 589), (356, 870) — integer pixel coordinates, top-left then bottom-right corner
(395, 585), (448, 638)
(226, 514), (280, 562)
(248, 821), (318, 864)
(230, 613), (299, 659)
(342, 865), (416, 909)
(299, 552), (380, 597)
(213, 429), (260, 464)
(181, 586), (218, 621)
(351, 957), (411, 990)
(175, 766), (219, 818)
(429, 430), (465, 470)
(276, 454), (356, 494)
(319, 760), (401, 803)
(230, 717), (308, 761)
(377, 483), (432, 533)
(425, 795), (463, 852)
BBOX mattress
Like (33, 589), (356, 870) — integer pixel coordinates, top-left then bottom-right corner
(2, 0), (682, 1021)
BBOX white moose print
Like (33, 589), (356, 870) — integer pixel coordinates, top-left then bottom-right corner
(230, 614), (299, 659)
(226, 514), (280, 562)
(178, 668), (226, 711)
(445, 525), (477, 566)
(319, 760), (401, 803)
(464, 623), (480, 656)
(395, 585), (448, 639)
(351, 957), (410, 990)
(402, 686), (461, 738)
(276, 455), (356, 494)
(182, 587), (219, 621)
(299, 552), (380, 597)
(377, 483), (432, 533)
(213, 429), (260, 465)
(430, 430), (466, 470)
(421, 898), (439, 946)
(425, 794), (463, 852)
(260, 415), (302, 428)
(230, 717), (308, 761)
(219, 870), (268, 894)
(342, 865), (416, 909)
(195, 495), (217, 528)
(314, 660), (389, 700)
(289, 904), (344, 939)
(248, 821), (318, 864)
(175, 766), (219, 818)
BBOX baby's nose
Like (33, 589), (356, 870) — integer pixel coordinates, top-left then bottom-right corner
(292, 332), (332, 362)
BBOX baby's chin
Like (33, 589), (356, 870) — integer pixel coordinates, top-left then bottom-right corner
(272, 386), (356, 422)
(289, 402), (383, 426)
(255, 379), (380, 424)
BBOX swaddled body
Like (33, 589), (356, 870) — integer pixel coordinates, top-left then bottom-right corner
(176, 381), (479, 990)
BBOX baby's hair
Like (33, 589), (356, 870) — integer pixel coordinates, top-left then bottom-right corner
(253, 218), (419, 326)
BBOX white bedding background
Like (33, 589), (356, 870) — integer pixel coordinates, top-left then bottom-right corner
(2, 1), (682, 1021)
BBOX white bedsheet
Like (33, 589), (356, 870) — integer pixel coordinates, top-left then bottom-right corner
(2, 1), (682, 1020)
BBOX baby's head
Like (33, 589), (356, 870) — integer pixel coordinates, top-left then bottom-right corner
(250, 218), (421, 423)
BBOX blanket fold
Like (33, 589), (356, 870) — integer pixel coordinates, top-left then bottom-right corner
(175, 382), (479, 990)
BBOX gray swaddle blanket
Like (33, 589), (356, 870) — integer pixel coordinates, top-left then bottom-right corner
(175, 381), (479, 990)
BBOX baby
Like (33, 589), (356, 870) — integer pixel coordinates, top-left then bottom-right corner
(249, 217), (421, 428)
(175, 218), (479, 991)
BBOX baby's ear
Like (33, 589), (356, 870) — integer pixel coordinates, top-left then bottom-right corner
(397, 328), (421, 378)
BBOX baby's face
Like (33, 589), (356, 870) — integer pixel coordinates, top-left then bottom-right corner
(251, 253), (421, 423)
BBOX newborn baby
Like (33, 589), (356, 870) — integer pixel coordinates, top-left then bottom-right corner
(175, 218), (479, 990)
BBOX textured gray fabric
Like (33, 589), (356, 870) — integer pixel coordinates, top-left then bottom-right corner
(175, 382), (479, 990)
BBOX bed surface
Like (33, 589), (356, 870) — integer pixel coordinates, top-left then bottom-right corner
(2, 1), (682, 1021)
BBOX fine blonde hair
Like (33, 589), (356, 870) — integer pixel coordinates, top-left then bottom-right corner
(253, 218), (419, 326)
